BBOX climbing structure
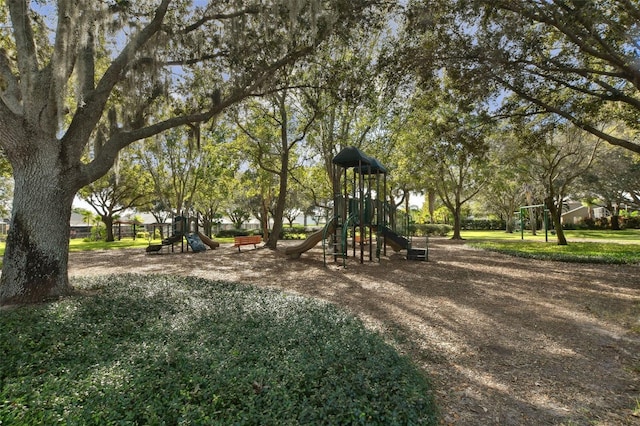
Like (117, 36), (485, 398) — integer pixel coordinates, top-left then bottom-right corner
(327, 146), (384, 265)
(146, 214), (210, 254)
(285, 146), (427, 264)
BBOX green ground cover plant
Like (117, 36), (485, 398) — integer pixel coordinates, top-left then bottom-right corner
(0, 275), (437, 425)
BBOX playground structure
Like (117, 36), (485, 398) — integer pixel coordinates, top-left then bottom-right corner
(518, 204), (550, 242)
(146, 214), (219, 254)
(285, 146), (427, 265)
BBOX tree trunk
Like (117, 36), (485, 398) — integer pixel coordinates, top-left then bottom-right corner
(388, 194), (397, 231)
(545, 197), (567, 245)
(265, 93), (290, 250)
(203, 218), (213, 237)
(428, 189), (436, 223)
(505, 211), (514, 233)
(102, 215), (115, 242)
(266, 164), (288, 250)
(611, 214), (620, 230)
(260, 196), (270, 243)
(451, 205), (463, 240)
(0, 165), (76, 305)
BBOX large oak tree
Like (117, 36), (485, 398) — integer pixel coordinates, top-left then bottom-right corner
(0, 0), (390, 305)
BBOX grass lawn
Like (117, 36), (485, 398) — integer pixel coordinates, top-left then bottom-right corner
(0, 238), (150, 258)
(69, 238), (151, 252)
(461, 228), (640, 242)
(0, 275), (437, 425)
(0, 237), (236, 268)
(0, 238), (150, 268)
(463, 229), (640, 264)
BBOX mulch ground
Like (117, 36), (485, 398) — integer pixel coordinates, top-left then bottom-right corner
(69, 238), (640, 425)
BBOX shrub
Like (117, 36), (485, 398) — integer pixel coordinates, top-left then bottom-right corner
(461, 219), (506, 230)
(216, 228), (250, 238)
(413, 224), (451, 237)
(595, 217), (610, 229)
(83, 224), (105, 241)
(622, 216), (640, 229)
(281, 225), (314, 240)
(577, 217), (611, 230)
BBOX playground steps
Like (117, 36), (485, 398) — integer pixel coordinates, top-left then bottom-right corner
(162, 234), (183, 245)
(146, 244), (164, 253)
(380, 226), (427, 261)
(406, 248), (427, 261)
(329, 238), (345, 257)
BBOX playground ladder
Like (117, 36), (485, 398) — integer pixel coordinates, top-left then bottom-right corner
(322, 217), (343, 267)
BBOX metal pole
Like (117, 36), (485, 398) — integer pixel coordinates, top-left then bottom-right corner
(359, 163), (364, 264)
(383, 173), (387, 256)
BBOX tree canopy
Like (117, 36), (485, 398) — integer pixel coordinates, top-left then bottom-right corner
(403, 0), (640, 154)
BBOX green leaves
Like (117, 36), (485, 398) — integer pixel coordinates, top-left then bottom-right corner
(403, 0), (640, 154)
(0, 275), (437, 425)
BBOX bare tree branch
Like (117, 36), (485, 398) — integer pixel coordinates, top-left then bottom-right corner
(494, 74), (640, 154)
(7, 0), (38, 105)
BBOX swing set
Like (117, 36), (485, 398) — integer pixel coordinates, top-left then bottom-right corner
(518, 204), (550, 242)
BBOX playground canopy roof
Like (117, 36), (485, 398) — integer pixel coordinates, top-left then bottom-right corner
(332, 146), (371, 168)
(332, 147), (387, 174)
(354, 157), (388, 175)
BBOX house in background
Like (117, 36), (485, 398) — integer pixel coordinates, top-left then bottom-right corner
(561, 201), (609, 225)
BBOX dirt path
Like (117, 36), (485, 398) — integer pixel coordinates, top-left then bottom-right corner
(69, 238), (640, 425)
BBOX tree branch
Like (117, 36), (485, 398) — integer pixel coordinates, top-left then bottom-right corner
(494, 74), (640, 154)
(497, 1), (640, 90)
(519, 64), (640, 111)
(63, 0), (171, 163)
(49, 0), (83, 109)
(7, 0), (38, 105)
(0, 49), (22, 114)
(182, 6), (261, 34)
(128, 51), (229, 70)
(78, 40), (314, 187)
